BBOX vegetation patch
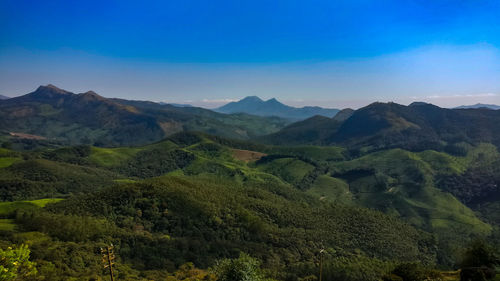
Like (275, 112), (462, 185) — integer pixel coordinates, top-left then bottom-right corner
(0, 157), (21, 168)
(89, 146), (141, 167)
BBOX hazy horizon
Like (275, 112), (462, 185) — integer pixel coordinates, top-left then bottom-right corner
(3, 83), (499, 110)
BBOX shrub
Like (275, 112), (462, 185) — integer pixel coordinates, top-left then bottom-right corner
(0, 244), (37, 280)
(212, 253), (267, 281)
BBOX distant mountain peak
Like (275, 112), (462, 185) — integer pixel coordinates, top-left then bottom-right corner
(216, 96), (339, 121)
(332, 108), (355, 122)
(80, 90), (100, 97)
(266, 98), (281, 104)
(78, 90), (106, 101)
(409, 102), (432, 106)
(29, 84), (72, 98)
(455, 103), (500, 110)
(240, 96), (264, 102)
(38, 84), (70, 94)
(46, 84), (60, 89)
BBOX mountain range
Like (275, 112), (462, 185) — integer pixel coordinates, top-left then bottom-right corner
(0, 95), (9, 100)
(455, 103), (500, 110)
(215, 96), (340, 121)
(0, 85), (289, 147)
(4, 85), (500, 155)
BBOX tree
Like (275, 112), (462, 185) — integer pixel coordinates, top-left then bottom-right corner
(461, 240), (500, 269)
(166, 262), (216, 281)
(0, 244), (37, 280)
(212, 253), (268, 281)
(460, 240), (500, 281)
(1, 142), (12, 149)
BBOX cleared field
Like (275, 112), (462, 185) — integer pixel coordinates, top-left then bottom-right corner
(0, 198), (63, 216)
(0, 157), (20, 168)
(269, 145), (345, 161)
(0, 219), (15, 231)
(89, 146), (141, 167)
(27, 198), (64, 207)
(440, 270), (459, 281)
(113, 178), (137, 184)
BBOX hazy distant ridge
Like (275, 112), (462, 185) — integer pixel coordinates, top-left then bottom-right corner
(454, 103), (500, 110)
(216, 96), (339, 121)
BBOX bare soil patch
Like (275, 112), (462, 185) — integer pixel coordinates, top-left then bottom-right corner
(231, 149), (266, 163)
(9, 132), (47, 140)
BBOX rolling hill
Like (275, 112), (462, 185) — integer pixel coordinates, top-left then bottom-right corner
(0, 85), (289, 146)
(215, 96), (340, 121)
(0, 132), (444, 280)
(260, 115), (342, 145)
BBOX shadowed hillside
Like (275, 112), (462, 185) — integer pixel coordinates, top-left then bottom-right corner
(263, 101), (500, 155)
(0, 85), (289, 147)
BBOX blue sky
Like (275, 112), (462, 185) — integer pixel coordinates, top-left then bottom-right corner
(1, 0), (500, 108)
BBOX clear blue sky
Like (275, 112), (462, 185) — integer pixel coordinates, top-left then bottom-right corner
(1, 0), (500, 108)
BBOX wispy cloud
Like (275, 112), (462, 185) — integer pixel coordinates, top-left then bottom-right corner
(158, 98), (239, 105)
(163, 98), (242, 108)
(200, 98), (240, 103)
(411, 93), (498, 99)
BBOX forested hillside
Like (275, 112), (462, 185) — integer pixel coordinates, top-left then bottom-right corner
(0, 132), (499, 280)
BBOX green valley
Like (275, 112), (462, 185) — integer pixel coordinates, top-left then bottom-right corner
(0, 131), (499, 280)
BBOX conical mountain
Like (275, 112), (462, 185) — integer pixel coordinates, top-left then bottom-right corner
(216, 96), (339, 121)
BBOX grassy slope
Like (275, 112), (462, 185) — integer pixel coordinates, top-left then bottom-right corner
(89, 146), (142, 167)
(257, 158), (315, 184)
(0, 198), (63, 216)
(266, 145), (346, 161)
(0, 198), (63, 231)
(0, 157), (21, 168)
(330, 148), (490, 235)
(307, 175), (353, 204)
(0, 148), (22, 168)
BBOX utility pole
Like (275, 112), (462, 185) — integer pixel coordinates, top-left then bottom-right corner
(101, 244), (116, 281)
(319, 248), (325, 281)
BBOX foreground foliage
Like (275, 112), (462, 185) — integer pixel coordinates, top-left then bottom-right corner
(0, 244), (37, 280)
